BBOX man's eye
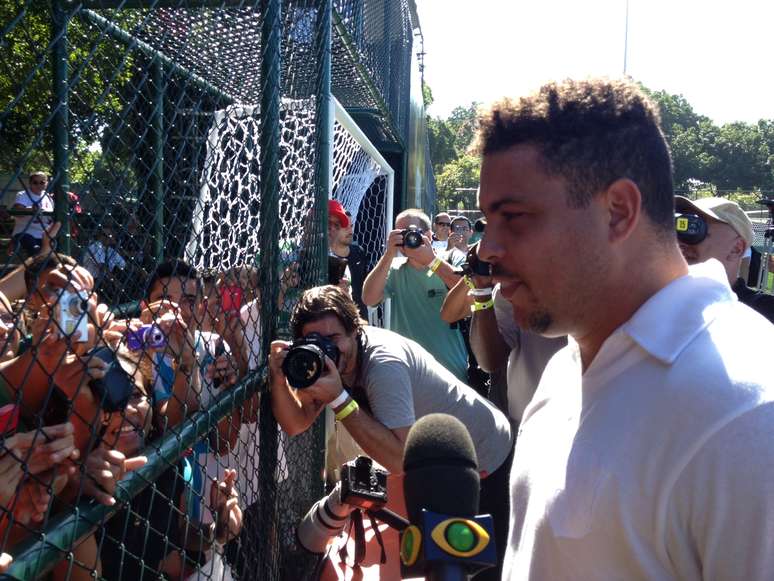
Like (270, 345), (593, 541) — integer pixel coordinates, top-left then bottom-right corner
(503, 212), (526, 221)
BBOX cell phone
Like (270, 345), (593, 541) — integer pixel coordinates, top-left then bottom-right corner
(328, 255), (348, 285)
(220, 285), (243, 313)
(57, 289), (89, 342)
(0, 404), (19, 436)
(87, 347), (135, 413)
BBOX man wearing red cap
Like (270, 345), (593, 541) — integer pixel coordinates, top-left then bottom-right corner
(328, 200), (368, 318)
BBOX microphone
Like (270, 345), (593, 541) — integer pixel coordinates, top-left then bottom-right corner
(400, 414), (496, 580)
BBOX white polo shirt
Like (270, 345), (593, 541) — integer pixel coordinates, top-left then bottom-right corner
(504, 260), (774, 581)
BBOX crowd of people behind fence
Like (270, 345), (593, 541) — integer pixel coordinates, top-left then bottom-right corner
(0, 208), (287, 577)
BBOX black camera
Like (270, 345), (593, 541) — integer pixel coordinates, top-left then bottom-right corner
(461, 242), (491, 277)
(675, 213), (708, 245)
(474, 217), (486, 233)
(282, 332), (341, 389)
(340, 456), (388, 511)
(401, 225), (423, 249)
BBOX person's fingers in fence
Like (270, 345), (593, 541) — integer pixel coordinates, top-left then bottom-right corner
(22, 422), (79, 474)
(242, 392), (261, 424)
(205, 353), (238, 388)
(212, 469), (242, 543)
(83, 446), (147, 506)
(52, 353), (108, 399)
(0, 449), (25, 506)
(0, 552), (12, 573)
(12, 467), (67, 525)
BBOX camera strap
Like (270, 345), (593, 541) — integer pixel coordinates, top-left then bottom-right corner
(337, 509), (387, 567)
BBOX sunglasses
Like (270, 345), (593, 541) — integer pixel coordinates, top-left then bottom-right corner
(435, 221), (451, 227)
(30, 180), (47, 185)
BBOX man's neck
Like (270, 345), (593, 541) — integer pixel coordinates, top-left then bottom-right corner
(574, 246), (689, 372)
(330, 242), (350, 257)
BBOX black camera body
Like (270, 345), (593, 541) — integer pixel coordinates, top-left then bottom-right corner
(340, 456), (388, 511)
(461, 242), (491, 277)
(401, 225), (423, 249)
(282, 332), (341, 389)
(675, 213), (708, 245)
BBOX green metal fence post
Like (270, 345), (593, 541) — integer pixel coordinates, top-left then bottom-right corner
(52, 0), (71, 254)
(308, 0), (333, 515)
(256, 0), (282, 576)
(317, 0), (332, 278)
(152, 58), (165, 260)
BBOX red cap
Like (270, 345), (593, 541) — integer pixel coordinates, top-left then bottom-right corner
(328, 200), (350, 228)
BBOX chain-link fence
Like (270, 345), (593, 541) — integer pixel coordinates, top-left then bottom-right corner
(0, 0), (432, 578)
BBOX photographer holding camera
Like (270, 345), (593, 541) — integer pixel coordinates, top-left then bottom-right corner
(675, 196), (774, 322)
(447, 215), (474, 252)
(362, 209), (469, 382)
(269, 285), (512, 574)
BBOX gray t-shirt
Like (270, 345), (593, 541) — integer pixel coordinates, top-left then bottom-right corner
(354, 326), (513, 474)
(493, 288), (567, 424)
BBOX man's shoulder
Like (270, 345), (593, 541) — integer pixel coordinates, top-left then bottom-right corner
(734, 282), (774, 322)
(348, 244), (366, 259)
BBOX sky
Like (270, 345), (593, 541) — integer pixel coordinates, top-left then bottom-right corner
(415, 0), (774, 125)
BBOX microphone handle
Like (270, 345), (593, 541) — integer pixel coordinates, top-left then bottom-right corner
(426, 563), (470, 581)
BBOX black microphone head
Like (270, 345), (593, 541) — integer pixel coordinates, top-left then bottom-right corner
(403, 413), (480, 523)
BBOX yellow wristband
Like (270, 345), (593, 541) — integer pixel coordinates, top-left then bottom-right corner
(470, 298), (494, 312)
(335, 398), (359, 421)
(463, 275), (475, 290)
(426, 257), (442, 277)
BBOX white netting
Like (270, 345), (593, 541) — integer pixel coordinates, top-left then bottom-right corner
(185, 99), (317, 271)
(331, 119), (390, 274)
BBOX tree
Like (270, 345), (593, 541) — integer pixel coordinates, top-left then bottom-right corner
(0, 0), (134, 175)
(435, 154), (480, 210)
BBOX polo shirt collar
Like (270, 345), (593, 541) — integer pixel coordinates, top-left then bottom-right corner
(621, 259), (735, 365)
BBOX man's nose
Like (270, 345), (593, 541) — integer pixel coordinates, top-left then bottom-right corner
(477, 228), (503, 264)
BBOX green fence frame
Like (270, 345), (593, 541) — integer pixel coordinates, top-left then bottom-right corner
(3, 0), (332, 577)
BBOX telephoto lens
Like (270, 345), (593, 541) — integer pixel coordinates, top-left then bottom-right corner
(282, 333), (341, 389)
(402, 225), (423, 249)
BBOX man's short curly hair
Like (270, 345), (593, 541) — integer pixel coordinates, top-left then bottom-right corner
(476, 78), (674, 233)
(291, 285), (366, 339)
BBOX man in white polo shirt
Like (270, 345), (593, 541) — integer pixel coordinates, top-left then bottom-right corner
(478, 78), (774, 580)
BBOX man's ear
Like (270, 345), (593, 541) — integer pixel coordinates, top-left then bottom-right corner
(603, 178), (641, 243)
(728, 236), (747, 261)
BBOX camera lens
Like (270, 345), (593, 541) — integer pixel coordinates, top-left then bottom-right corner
(404, 231), (423, 249)
(67, 297), (82, 316)
(283, 344), (325, 389)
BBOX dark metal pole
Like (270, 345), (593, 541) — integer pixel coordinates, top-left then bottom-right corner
(256, 0), (282, 576)
(52, 0), (71, 254)
(151, 58), (165, 260)
(316, 0), (332, 280)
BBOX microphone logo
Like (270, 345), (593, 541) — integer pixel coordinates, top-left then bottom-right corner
(431, 517), (490, 558)
(399, 510), (497, 573)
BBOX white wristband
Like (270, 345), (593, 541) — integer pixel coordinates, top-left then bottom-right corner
(329, 390), (350, 410)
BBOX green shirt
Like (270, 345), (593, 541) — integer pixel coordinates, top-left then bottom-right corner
(384, 256), (468, 382)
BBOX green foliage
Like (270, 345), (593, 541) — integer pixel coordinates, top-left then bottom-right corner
(0, 0), (134, 176)
(435, 154), (480, 210)
(427, 82), (774, 211)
